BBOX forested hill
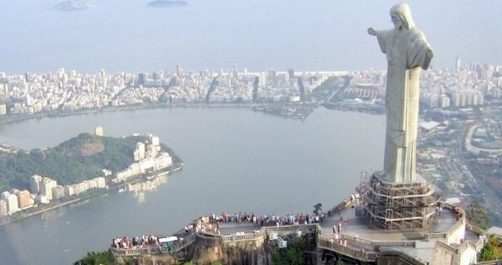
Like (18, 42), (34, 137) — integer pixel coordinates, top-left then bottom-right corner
(0, 133), (148, 191)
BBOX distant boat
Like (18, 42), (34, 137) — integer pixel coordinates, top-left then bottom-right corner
(147, 0), (188, 8)
(55, 0), (95, 11)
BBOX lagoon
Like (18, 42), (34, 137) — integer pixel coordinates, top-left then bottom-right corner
(0, 107), (384, 265)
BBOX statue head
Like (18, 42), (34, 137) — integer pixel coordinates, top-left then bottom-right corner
(390, 3), (415, 30)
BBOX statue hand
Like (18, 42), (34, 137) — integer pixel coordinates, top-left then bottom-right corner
(426, 49), (433, 58)
(367, 27), (377, 36)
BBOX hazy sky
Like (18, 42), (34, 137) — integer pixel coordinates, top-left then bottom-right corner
(0, 0), (501, 73)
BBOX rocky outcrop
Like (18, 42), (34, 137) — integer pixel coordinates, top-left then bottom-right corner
(191, 239), (273, 265)
(185, 231), (317, 265)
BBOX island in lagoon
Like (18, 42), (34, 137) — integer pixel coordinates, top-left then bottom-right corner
(55, 0), (96, 11)
(0, 128), (182, 225)
(147, 0), (188, 8)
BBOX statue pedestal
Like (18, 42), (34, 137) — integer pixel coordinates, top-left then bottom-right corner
(357, 171), (440, 231)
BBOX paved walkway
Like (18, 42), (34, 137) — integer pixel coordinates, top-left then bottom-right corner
(212, 204), (459, 242)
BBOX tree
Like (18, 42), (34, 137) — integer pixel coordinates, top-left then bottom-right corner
(73, 251), (114, 265)
(0, 133), (150, 190)
(466, 200), (490, 229)
(479, 236), (502, 261)
(271, 236), (306, 265)
(313, 203), (323, 216)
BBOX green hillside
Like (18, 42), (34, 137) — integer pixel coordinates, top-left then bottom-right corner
(0, 133), (148, 191)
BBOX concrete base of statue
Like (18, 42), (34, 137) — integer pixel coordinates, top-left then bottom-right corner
(356, 171), (440, 231)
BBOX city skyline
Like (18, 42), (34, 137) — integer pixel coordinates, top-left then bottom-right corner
(1, 60), (499, 118)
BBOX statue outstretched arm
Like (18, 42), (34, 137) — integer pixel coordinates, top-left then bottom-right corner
(368, 28), (393, 54)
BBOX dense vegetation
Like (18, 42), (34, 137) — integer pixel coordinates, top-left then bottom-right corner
(271, 234), (318, 265)
(0, 133), (147, 191)
(466, 200), (491, 229)
(480, 236), (502, 261)
(183, 261), (223, 265)
(73, 251), (115, 265)
(272, 243), (305, 265)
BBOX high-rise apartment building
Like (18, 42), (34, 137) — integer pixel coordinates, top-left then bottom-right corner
(31, 175), (42, 194)
(95, 126), (104, 137)
(64, 186), (75, 197)
(134, 142), (146, 161)
(17, 190), (33, 209)
(0, 104), (6, 115)
(455, 57), (461, 72)
(40, 177), (57, 201)
(52, 186), (65, 200)
(0, 200), (7, 217)
(5, 193), (19, 215)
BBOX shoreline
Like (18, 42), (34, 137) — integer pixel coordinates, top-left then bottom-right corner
(0, 103), (257, 127)
(0, 101), (383, 129)
(0, 198), (82, 226)
(0, 163), (183, 227)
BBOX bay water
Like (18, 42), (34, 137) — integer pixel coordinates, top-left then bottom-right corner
(0, 107), (384, 264)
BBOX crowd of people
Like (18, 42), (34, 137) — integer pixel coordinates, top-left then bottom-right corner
(327, 222), (370, 258)
(209, 212), (325, 226)
(111, 234), (170, 250)
(110, 199), (358, 252)
(179, 212), (328, 237)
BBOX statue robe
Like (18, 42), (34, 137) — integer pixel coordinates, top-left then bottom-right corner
(376, 27), (433, 182)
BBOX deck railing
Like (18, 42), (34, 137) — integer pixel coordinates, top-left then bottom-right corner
(378, 250), (427, 265)
(111, 246), (162, 257)
(318, 238), (378, 262)
(175, 234), (196, 251)
(341, 234), (416, 248)
(111, 234), (197, 257)
(221, 232), (265, 242)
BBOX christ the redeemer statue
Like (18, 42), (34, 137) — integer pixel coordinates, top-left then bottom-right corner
(368, 3), (433, 183)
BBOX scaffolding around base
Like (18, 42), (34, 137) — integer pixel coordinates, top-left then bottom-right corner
(356, 172), (440, 231)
